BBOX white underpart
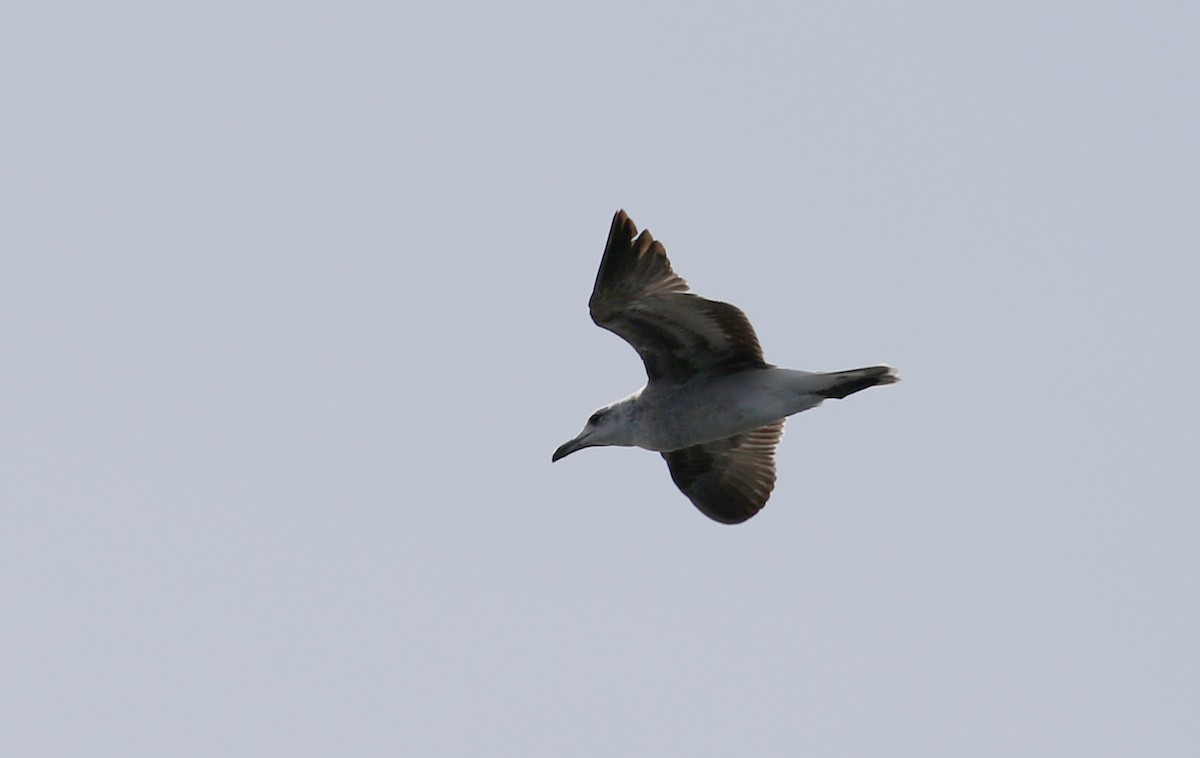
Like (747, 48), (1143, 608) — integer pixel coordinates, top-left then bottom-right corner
(595, 368), (833, 452)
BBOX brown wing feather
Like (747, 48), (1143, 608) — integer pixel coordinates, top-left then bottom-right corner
(589, 210), (768, 384)
(661, 421), (785, 524)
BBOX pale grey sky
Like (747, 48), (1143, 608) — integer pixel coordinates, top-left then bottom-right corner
(3, 2), (1198, 756)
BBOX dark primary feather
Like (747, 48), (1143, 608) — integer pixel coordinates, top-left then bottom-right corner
(661, 421), (785, 524)
(588, 210), (769, 384)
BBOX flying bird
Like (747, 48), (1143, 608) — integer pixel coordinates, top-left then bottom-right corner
(553, 210), (897, 524)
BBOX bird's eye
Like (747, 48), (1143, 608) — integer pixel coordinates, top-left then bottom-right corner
(588, 412), (603, 425)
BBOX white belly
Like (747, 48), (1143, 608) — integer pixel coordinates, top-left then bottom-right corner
(632, 368), (826, 451)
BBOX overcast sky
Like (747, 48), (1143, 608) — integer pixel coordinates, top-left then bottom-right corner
(3, 2), (1198, 756)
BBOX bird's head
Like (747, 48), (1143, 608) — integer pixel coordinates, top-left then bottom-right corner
(552, 401), (636, 462)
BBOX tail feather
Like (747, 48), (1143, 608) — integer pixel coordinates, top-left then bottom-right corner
(815, 365), (898, 399)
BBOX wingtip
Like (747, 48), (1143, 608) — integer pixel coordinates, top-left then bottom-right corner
(613, 209), (634, 235)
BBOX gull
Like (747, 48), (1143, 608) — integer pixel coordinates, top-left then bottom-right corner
(552, 210), (898, 524)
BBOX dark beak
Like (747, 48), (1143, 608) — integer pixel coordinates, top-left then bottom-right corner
(552, 434), (589, 462)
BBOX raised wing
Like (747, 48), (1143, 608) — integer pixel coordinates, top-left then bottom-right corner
(588, 210), (768, 384)
(661, 421), (784, 524)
